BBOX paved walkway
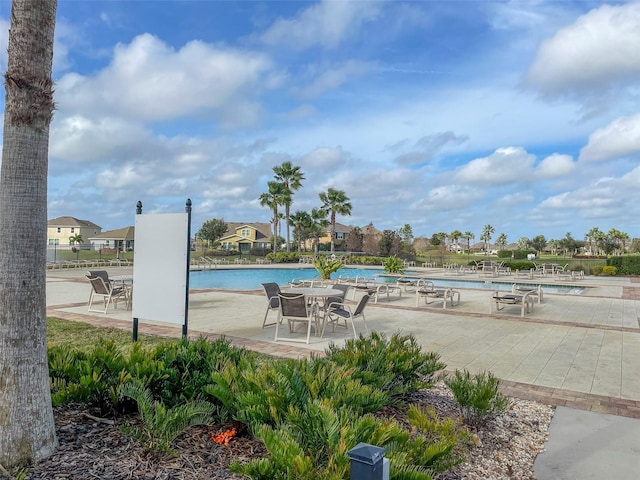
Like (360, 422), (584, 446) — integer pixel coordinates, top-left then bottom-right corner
(47, 266), (640, 419)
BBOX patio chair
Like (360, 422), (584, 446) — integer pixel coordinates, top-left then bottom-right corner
(512, 284), (543, 304)
(87, 275), (127, 314)
(490, 291), (534, 317)
(261, 282), (282, 328)
(322, 292), (370, 339)
(415, 280), (460, 309)
(322, 283), (351, 314)
(369, 283), (402, 303)
(274, 293), (319, 344)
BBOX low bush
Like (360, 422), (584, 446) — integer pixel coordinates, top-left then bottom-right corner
(503, 260), (534, 271)
(383, 255), (405, 273)
(607, 255), (640, 275)
(345, 255), (384, 266)
(444, 370), (512, 426)
(119, 382), (216, 453)
(601, 265), (618, 276)
(266, 251), (300, 263)
(325, 332), (446, 401)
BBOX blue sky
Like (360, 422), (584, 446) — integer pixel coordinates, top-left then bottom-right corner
(1, 0), (640, 243)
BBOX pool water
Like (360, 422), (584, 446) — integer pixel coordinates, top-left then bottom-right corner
(188, 268), (584, 294)
(189, 267), (387, 290)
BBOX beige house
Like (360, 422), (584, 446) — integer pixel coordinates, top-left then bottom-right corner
(47, 216), (101, 246)
(219, 222), (272, 254)
(89, 226), (135, 252)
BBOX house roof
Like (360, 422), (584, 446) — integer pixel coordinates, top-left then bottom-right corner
(89, 226), (135, 241)
(220, 222), (272, 242)
(48, 216), (101, 229)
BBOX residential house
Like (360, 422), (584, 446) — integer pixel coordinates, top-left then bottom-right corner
(89, 226), (135, 252)
(218, 222), (272, 254)
(47, 216), (101, 246)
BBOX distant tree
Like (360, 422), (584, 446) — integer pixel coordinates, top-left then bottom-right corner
(259, 181), (290, 254)
(608, 228), (629, 255)
(463, 230), (474, 253)
(310, 207), (329, 254)
(346, 226), (364, 252)
(547, 239), (560, 255)
(398, 224), (414, 246)
(430, 232), (447, 246)
(480, 224), (494, 251)
(412, 237), (430, 253)
(530, 234), (547, 254)
(68, 233), (83, 245)
(290, 210), (312, 251)
(517, 237), (531, 250)
(197, 219), (227, 246)
(319, 188), (352, 253)
(585, 227), (603, 255)
(495, 233), (507, 249)
(0, 0), (58, 466)
(449, 229), (462, 250)
(558, 232), (581, 256)
(630, 238), (640, 253)
(379, 230), (402, 256)
(273, 161), (305, 252)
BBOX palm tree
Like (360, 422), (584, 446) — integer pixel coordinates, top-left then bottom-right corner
(480, 224), (495, 253)
(290, 210), (312, 251)
(495, 233), (507, 249)
(310, 207), (329, 254)
(0, 0), (58, 466)
(272, 161), (305, 253)
(319, 188), (352, 253)
(69, 233), (83, 245)
(259, 181), (290, 254)
(585, 227), (602, 255)
(449, 229), (462, 252)
(463, 230), (474, 254)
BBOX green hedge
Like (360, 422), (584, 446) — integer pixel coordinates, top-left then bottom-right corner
(606, 255), (640, 275)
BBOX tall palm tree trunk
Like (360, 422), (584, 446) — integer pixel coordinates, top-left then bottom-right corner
(0, 0), (58, 467)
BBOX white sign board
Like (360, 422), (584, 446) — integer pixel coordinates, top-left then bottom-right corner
(132, 213), (188, 325)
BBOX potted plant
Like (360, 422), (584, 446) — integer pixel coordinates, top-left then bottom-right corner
(313, 256), (343, 280)
(383, 255), (405, 274)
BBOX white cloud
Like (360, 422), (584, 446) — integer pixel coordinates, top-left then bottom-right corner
(55, 33), (274, 125)
(258, 0), (382, 50)
(579, 114), (640, 163)
(525, 3), (640, 96)
(536, 153), (575, 178)
(454, 147), (535, 184)
(292, 60), (375, 99)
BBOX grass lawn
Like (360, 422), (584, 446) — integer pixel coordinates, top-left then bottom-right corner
(47, 317), (172, 350)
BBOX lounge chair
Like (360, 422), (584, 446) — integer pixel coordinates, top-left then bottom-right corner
(274, 293), (319, 344)
(87, 275), (127, 314)
(368, 283), (402, 304)
(512, 284), (543, 304)
(261, 282), (282, 328)
(322, 293), (370, 339)
(415, 280), (460, 309)
(490, 290), (534, 317)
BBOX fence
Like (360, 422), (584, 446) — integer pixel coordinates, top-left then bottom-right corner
(47, 244), (133, 267)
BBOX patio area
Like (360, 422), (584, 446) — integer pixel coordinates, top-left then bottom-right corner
(46, 266), (640, 419)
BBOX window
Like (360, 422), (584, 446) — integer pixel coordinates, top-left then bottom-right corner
(336, 232), (345, 240)
(56, 227), (61, 233)
(48, 239), (59, 245)
(241, 229), (250, 237)
(70, 227), (75, 233)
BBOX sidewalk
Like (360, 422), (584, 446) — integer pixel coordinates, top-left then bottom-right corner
(47, 268), (640, 478)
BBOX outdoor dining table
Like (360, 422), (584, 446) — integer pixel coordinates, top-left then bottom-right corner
(110, 274), (133, 310)
(285, 287), (344, 337)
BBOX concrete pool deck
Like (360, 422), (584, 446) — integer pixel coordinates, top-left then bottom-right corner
(46, 265), (640, 418)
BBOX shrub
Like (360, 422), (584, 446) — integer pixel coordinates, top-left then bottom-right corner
(512, 250), (536, 260)
(444, 370), (512, 426)
(497, 250), (512, 258)
(504, 260), (534, 271)
(383, 255), (405, 274)
(313, 256), (343, 279)
(601, 265), (618, 276)
(119, 382), (216, 453)
(607, 255), (640, 275)
(205, 356), (387, 429)
(266, 251), (300, 263)
(325, 332), (446, 401)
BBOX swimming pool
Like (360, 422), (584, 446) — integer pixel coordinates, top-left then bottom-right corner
(189, 267), (387, 290)
(188, 268), (585, 294)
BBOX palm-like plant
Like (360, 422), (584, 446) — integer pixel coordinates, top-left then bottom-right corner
(319, 188), (352, 253)
(463, 231), (474, 254)
(273, 161), (305, 253)
(480, 224), (494, 253)
(290, 210), (312, 252)
(69, 233), (83, 245)
(259, 182), (290, 254)
(310, 208), (329, 254)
